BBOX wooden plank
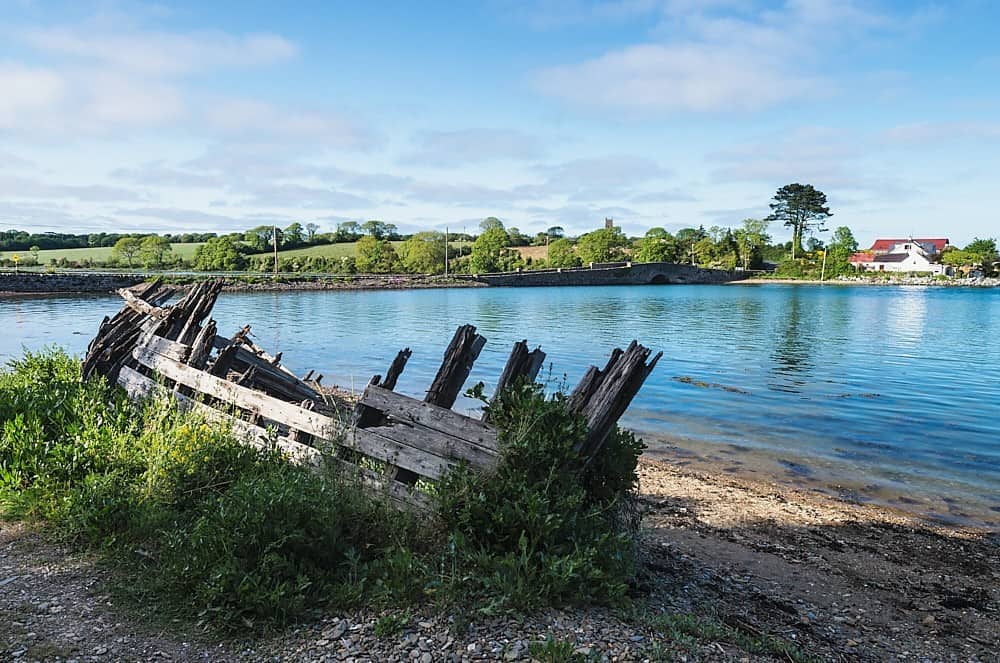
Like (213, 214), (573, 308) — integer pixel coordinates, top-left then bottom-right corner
(133, 345), (455, 480)
(359, 421), (497, 471)
(118, 365), (322, 465)
(134, 344), (339, 440)
(137, 332), (190, 362)
(350, 427), (457, 479)
(120, 366), (430, 508)
(118, 287), (168, 319)
(360, 384), (498, 451)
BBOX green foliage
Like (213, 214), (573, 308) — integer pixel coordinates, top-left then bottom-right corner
(112, 237), (142, 267)
(962, 237), (999, 274)
(635, 228), (678, 264)
(435, 382), (643, 614)
(193, 236), (245, 271)
(355, 235), (400, 273)
(765, 183), (832, 259)
(361, 220), (397, 240)
(373, 610), (412, 637)
(400, 231), (446, 274)
(139, 235), (173, 268)
(547, 238), (580, 268)
(0, 350), (424, 629)
(470, 225), (521, 273)
(575, 227), (629, 264)
(733, 218), (770, 270)
(527, 636), (596, 662)
(2, 350), (645, 630)
(646, 612), (814, 663)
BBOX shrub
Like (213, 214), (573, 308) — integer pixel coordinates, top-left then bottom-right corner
(2, 350), (645, 629)
(435, 381), (643, 613)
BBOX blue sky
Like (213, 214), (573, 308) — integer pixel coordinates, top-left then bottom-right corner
(1, 0), (998, 246)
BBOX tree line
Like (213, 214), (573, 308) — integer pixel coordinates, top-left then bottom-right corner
(4, 183), (997, 276)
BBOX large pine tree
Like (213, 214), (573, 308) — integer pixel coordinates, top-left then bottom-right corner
(766, 183), (832, 259)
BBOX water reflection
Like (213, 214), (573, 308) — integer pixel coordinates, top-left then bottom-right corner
(769, 289), (814, 391)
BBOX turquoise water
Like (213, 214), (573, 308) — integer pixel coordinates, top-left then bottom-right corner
(3, 284), (999, 527)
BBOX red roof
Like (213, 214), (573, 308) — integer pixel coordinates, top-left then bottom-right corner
(849, 252), (873, 263)
(869, 238), (948, 252)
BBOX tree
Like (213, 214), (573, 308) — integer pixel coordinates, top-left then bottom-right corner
(400, 231), (446, 273)
(479, 217), (504, 232)
(675, 226), (707, 264)
(361, 220), (396, 239)
(635, 227), (678, 263)
(506, 227), (530, 247)
(575, 226), (628, 264)
(964, 238), (998, 273)
(355, 236), (399, 273)
(765, 183), (832, 259)
(469, 226), (511, 273)
(112, 237), (141, 268)
(337, 221), (362, 241)
(193, 237), (244, 271)
(139, 235), (172, 268)
(243, 226), (273, 252)
(305, 222), (320, 243)
(546, 226), (565, 239)
(284, 222), (305, 246)
(547, 238), (579, 268)
(733, 218), (771, 270)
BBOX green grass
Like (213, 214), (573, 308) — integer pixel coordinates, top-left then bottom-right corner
(248, 240), (470, 261)
(1, 351), (644, 632)
(20, 243), (205, 265)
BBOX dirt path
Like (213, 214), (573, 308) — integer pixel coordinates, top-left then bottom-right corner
(2, 459), (997, 661)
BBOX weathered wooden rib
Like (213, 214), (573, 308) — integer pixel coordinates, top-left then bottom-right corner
(83, 279), (659, 511)
(425, 324), (486, 408)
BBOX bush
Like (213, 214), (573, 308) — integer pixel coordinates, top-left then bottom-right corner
(435, 381), (643, 613)
(1, 350), (645, 629)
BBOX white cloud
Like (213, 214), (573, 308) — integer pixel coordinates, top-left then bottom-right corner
(237, 183), (372, 209)
(115, 207), (247, 232)
(204, 99), (377, 149)
(0, 150), (37, 170)
(21, 26), (295, 76)
(0, 173), (146, 202)
(534, 0), (929, 113)
(536, 43), (818, 113)
(404, 128), (544, 166)
(880, 121), (1000, 145)
(0, 63), (66, 127)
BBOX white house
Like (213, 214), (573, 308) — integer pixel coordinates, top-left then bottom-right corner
(850, 239), (949, 274)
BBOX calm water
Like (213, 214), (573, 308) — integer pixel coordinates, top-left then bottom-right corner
(3, 284), (999, 527)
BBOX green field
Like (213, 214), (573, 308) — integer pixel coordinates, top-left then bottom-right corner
(12, 243), (206, 264)
(248, 240), (471, 261)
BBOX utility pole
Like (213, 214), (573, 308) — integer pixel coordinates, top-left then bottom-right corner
(444, 226), (449, 277)
(272, 224), (278, 276)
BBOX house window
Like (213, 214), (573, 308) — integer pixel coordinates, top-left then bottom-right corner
(904, 244), (911, 250)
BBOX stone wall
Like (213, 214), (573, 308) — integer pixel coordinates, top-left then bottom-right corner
(0, 271), (145, 294)
(473, 262), (748, 287)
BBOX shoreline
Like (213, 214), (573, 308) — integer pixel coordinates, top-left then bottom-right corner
(3, 457), (996, 660)
(732, 276), (1000, 287)
(638, 435), (1000, 532)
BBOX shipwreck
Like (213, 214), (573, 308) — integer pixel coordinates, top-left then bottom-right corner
(82, 280), (660, 508)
